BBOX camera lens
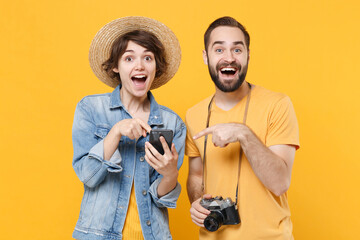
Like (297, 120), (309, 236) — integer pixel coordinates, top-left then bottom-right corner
(204, 211), (224, 232)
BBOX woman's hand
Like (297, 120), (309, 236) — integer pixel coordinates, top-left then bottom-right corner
(104, 118), (151, 160)
(145, 136), (179, 177)
(115, 118), (152, 139)
(144, 136), (179, 197)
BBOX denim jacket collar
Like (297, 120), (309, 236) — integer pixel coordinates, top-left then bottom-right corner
(109, 85), (163, 126)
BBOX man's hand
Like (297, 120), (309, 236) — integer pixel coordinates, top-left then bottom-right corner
(193, 123), (296, 196)
(193, 123), (246, 147)
(190, 194), (212, 227)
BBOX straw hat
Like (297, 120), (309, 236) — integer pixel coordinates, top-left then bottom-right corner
(89, 16), (181, 89)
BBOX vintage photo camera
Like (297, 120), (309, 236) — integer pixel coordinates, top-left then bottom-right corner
(200, 196), (240, 232)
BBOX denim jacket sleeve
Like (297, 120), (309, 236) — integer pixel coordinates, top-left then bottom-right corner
(148, 120), (186, 208)
(72, 99), (122, 188)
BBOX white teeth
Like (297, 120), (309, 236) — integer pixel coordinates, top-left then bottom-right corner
(133, 75), (146, 78)
(221, 68), (236, 71)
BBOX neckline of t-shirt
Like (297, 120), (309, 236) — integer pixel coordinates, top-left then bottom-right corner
(211, 84), (257, 113)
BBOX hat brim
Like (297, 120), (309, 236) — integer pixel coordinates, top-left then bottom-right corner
(89, 16), (181, 89)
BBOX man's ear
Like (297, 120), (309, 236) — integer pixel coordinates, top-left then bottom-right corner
(202, 50), (208, 65)
(247, 49), (250, 62)
(113, 67), (119, 73)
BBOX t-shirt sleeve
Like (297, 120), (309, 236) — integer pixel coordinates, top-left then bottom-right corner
(266, 96), (300, 149)
(185, 113), (201, 157)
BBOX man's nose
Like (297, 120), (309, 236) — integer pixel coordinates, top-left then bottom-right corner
(223, 50), (235, 63)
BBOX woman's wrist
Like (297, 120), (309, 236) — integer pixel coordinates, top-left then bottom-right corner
(157, 172), (178, 197)
(162, 170), (178, 183)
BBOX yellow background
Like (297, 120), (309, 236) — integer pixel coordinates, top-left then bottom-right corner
(1, 0), (359, 239)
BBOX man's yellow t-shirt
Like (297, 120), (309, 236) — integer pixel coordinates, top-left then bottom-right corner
(185, 85), (300, 240)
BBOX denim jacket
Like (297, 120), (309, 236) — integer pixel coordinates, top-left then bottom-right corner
(72, 85), (186, 240)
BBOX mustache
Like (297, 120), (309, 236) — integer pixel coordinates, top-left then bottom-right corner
(216, 62), (241, 72)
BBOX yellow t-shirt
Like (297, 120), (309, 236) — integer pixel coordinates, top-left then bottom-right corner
(122, 184), (144, 240)
(185, 85), (299, 240)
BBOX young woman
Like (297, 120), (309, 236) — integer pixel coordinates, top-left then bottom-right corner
(72, 17), (185, 240)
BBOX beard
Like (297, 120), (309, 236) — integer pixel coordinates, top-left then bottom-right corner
(208, 59), (248, 92)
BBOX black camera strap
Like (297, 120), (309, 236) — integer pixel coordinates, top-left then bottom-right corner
(202, 83), (252, 207)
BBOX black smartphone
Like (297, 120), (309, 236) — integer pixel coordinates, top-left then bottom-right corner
(149, 129), (173, 155)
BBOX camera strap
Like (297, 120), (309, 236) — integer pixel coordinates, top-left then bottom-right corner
(202, 83), (252, 207)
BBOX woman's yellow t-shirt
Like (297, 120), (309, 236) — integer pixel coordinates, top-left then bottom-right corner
(122, 184), (144, 240)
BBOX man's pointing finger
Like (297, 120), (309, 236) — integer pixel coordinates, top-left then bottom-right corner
(193, 126), (214, 140)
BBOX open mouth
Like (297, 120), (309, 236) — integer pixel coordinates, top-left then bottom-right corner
(131, 74), (147, 86)
(220, 67), (238, 76)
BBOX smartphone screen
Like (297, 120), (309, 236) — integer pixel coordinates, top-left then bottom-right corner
(149, 129), (173, 155)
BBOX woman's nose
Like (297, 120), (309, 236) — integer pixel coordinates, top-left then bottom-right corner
(134, 59), (145, 70)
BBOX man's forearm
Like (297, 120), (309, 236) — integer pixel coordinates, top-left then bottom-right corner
(187, 174), (203, 203)
(238, 126), (291, 196)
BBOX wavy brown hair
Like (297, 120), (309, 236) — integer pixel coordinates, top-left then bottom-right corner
(102, 30), (167, 83)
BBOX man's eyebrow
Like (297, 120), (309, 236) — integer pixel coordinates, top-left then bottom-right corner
(233, 41), (245, 46)
(212, 41), (245, 47)
(212, 41), (225, 47)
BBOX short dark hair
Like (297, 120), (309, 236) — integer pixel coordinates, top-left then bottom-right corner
(204, 16), (250, 52)
(102, 30), (167, 82)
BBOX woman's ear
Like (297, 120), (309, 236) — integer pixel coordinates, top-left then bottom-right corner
(113, 67), (119, 73)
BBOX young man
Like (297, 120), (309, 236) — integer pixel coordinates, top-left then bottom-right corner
(186, 16), (300, 240)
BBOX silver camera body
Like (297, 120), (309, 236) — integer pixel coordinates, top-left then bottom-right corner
(200, 196), (240, 232)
